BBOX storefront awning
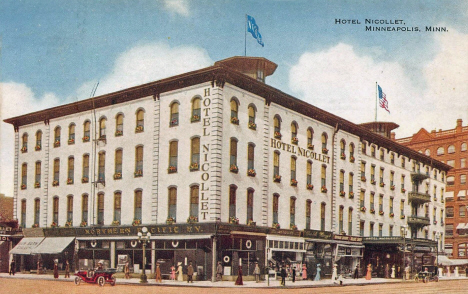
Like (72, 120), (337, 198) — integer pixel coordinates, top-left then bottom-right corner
(10, 237), (44, 255)
(456, 223), (466, 230)
(438, 255), (468, 266)
(31, 237), (75, 254)
(445, 191), (454, 198)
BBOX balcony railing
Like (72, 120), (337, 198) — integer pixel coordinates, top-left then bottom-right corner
(408, 191), (431, 205)
(411, 172), (429, 182)
(407, 215), (430, 226)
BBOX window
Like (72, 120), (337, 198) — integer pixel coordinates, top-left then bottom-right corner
(321, 165), (327, 191)
(447, 176), (455, 186)
(370, 222), (374, 237)
(114, 192), (121, 223)
(21, 133), (28, 152)
(82, 154), (89, 182)
(462, 159), (466, 168)
(190, 186), (199, 219)
(340, 140), (345, 158)
(380, 149), (385, 161)
(67, 195), (73, 223)
(459, 243), (467, 257)
(370, 192), (375, 210)
(360, 221), (365, 236)
(290, 156), (297, 184)
(389, 225), (394, 237)
(290, 197), (296, 226)
(191, 137), (200, 171)
(21, 163), (27, 189)
(273, 194), (279, 224)
(229, 185), (237, 219)
(446, 206), (454, 218)
(321, 133), (328, 153)
(401, 175), (405, 191)
(191, 97), (201, 122)
(445, 224), (453, 237)
(53, 158), (60, 185)
(248, 104), (256, 129)
(320, 202), (326, 231)
(230, 138), (238, 172)
(115, 149), (123, 179)
(291, 122), (298, 144)
(370, 165), (375, 183)
(136, 109), (144, 132)
(360, 190), (365, 208)
(390, 153), (395, 164)
(99, 117), (106, 139)
(380, 168), (384, 185)
(168, 141), (178, 173)
(97, 193), (104, 225)
(448, 145), (456, 154)
(437, 147), (444, 155)
(240, 142), (251, 172)
(53, 197), (59, 224)
(349, 143), (355, 161)
(170, 102), (179, 126)
(21, 199), (26, 228)
(339, 206), (344, 233)
(461, 175), (467, 185)
(83, 121), (91, 141)
(35, 161), (41, 187)
(306, 161), (312, 186)
(116, 114), (124, 136)
(462, 143), (468, 152)
(361, 161), (366, 180)
(134, 190), (142, 221)
(379, 194), (383, 212)
(54, 126), (61, 147)
(67, 157), (74, 184)
(68, 124), (75, 144)
(306, 200), (311, 230)
(98, 152), (105, 183)
(307, 128), (314, 148)
(35, 130), (42, 150)
(349, 173), (354, 195)
(135, 145), (144, 176)
(348, 207), (353, 235)
(362, 142), (367, 154)
(82, 194), (88, 224)
(447, 160), (455, 168)
(460, 205), (466, 217)
(230, 98), (239, 124)
(168, 187), (177, 221)
(34, 198), (40, 226)
(371, 145), (376, 157)
(390, 171), (394, 187)
(274, 115), (281, 138)
(339, 170), (345, 194)
(390, 197), (394, 214)
(379, 223), (383, 237)
(273, 151), (280, 179)
(401, 157), (406, 168)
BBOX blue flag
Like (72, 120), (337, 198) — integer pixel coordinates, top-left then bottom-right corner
(247, 15), (264, 47)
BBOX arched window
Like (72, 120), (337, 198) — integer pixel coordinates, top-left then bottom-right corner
(114, 191), (121, 223)
(21, 163), (27, 189)
(380, 148), (385, 161)
(229, 185), (237, 219)
(83, 121), (91, 142)
(437, 147), (444, 155)
(305, 200), (312, 229)
(135, 145), (144, 176)
(230, 98), (239, 124)
(348, 207), (353, 235)
(306, 161), (312, 188)
(291, 122), (298, 144)
(273, 151), (280, 180)
(191, 97), (201, 122)
(35, 161), (41, 188)
(54, 126), (61, 147)
(170, 102), (179, 126)
(248, 104), (256, 129)
(349, 172), (354, 195)
(290, 156), (297, 185)
(321, 165), (327, 191)
(191, 137), (200, 170)
(82, 154), (90, 182)
(425, 149), (430, 156)
(273, 193), (280, 224)
(349, 143), (355, 162)
(34, 198), (40, 226)
(67, 157), (74, 184)
(68, 123), (75, 144)
(371, 145), (376, 157)
(274, 115), (282, 138)
(98, 152), (105, 183)
(247, 143), (255, 172)
(448, 145), (456, 154)
(21, 133), (28, 153)
(339, 170), (345, 194)
(320, 202), (326, 231)
(53, 196), (59, 225)
(99, 117), (106, 139)
(21, 199), (26, 228)
(67, 195), (73, 224)
(97, 193), (104, 225)
(321, 133), (328, 153)
(168, 187), (177, 221)
(134, 190), (142, 221)
(247, 188), (254, 222)
(53, 158), (60, 186)
(81, 194), (88, 224)
(136, 109), (145, 132)
(190, 185), (199, 219)
(230, 138), (238, 172)
(35, 130), (42, 151)
(115, 114), (124, 136)
(290, 196), (296, 226)
(339, 205), (344, 233)
(168, 141), (177, 173)
(115, 149), (123, 178)
(340, 140), (346, 158)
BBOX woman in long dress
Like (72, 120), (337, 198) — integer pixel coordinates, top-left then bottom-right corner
(170, 265), (176, 281)
(365, 264), (372, 280)
(302, 264), (307, 280)
(176, 262), (184, 281)
(314, 264), (321, 281)
(235, 265), (243, 285)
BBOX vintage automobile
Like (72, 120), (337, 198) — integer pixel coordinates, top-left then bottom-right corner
(74, 268), (117, 286)
(414, 266), (439, 283)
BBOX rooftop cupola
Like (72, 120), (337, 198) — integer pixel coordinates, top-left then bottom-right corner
(214, 56), (277, 83)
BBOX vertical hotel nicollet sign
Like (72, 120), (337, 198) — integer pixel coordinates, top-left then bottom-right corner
(200, 87), (212, 220)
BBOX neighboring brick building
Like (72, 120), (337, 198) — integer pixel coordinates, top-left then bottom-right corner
(0, 194), (20, 273)
(396, 119), (468, 259)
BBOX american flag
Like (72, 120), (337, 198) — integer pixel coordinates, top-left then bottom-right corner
(378, 85), (390, 113)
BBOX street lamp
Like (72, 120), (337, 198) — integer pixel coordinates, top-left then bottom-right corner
(401, 226), (407, 281)
(137, 226), (151, 283)
(435, 232), (440, 268)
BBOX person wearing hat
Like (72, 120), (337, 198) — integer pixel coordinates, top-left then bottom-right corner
(53, 260), (59, 279)
(314, 264), (321, 281)
(124, 262), (130, 279)
(216, 261), (223, 281)
(64, 260), (70, 278)
(96, 261), (104, 271)
(187, 262), (194, 283)
(155, 262), (162, 283)
(176, 262), (184, 281)
(253, 262), (261, 283)
(280, 264), (287, 286)
(365, 264), (372, 280)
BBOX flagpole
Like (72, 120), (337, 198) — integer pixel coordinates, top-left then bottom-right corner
(375, 82), (378, 121)
(245, 14), (247, 56)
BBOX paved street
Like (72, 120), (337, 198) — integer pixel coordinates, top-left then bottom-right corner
(2, 274), (468, 294)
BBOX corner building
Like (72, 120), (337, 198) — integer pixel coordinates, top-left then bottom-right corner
(5, 56), (449, 280)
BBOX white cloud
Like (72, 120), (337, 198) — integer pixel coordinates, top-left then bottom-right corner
(289, 26), (468, 139)
(162, 0), (190, 17)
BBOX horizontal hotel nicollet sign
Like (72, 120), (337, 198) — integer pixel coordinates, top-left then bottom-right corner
(270, 138), (330, 164)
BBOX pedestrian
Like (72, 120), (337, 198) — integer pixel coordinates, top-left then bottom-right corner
(124, 262), (130, 279)
(235, 265), (243, 285)
(331, 263), (337, 281)
(354, 265), (359, 279)
(155, 262), (162, 283)
(187, 262), (194, 283)
(216, 261), (223, 281)
(254, 262), (261, 283)
(53, 260), (59, 279)
(314, 264), (321, 281)
(170, 265), (176, 281)
(365, 264), (372, 280)
(292, 266), (296, 282)
(176, 262), (184, 281)
(9, 260), (15, 276)
(302, 263), (307, 280)
(64, 260), (70, 278)
(280, 265), (287, 286)
(391, 265), (396, 278)
(405, 265), (410, 280)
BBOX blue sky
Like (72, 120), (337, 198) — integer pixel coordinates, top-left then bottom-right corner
(1, 0), (468, 195)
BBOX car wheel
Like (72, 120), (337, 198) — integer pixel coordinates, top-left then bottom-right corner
(74, 277), (81, 285)
(97, 276), (106, 287)
(110, 277), (116, 286)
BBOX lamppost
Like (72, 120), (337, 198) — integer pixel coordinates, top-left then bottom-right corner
(435, 232), (440, 268)
(138, 227), (151, 283)
(401, 226), (407, 281)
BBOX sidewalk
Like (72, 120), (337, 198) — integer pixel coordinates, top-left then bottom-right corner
(1, 272), (467, 288)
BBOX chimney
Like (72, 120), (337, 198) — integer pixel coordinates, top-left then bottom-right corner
(391, 132), (396, 140)
(457, 119), (463, 133)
